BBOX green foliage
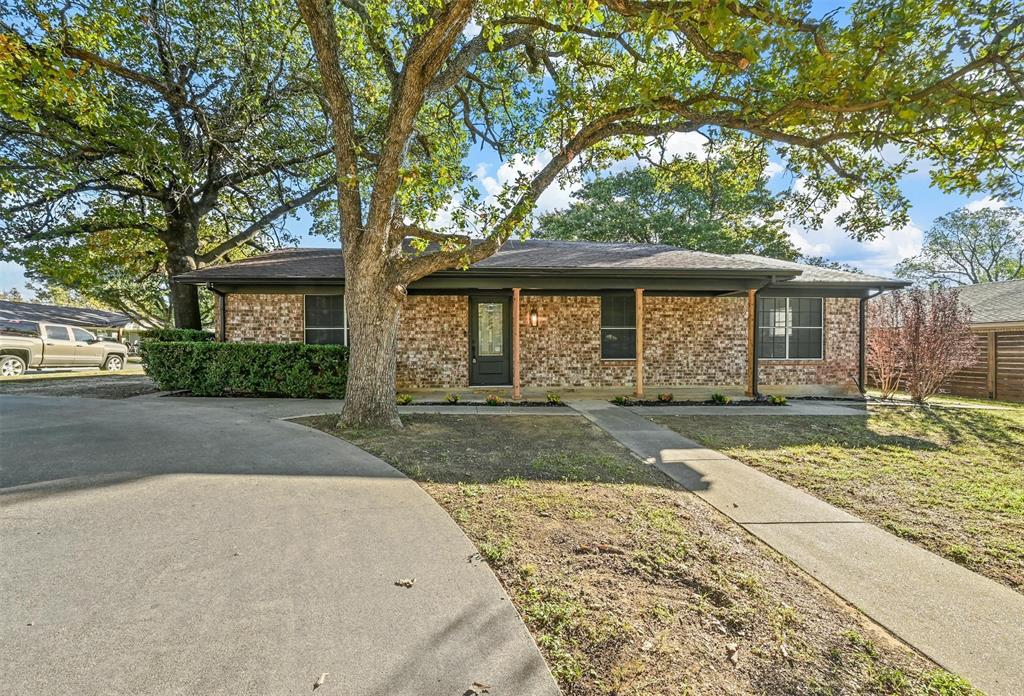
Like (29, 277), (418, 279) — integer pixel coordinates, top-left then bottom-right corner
(658, 392), (674, 403)
(485, 394), (506, 406)
(444, 392), (460, 404)
(537, 142), (799, 259)
(611, 395), (631, 406)
(545, 392), (562, 405)
(711, 393), (732, 405)
(396, 393), (414, 405)
(768, 395), (788, 406)
(139, 329), (214, 343)
(140, 341), (347, 398)
(896, 207), (1024, 286)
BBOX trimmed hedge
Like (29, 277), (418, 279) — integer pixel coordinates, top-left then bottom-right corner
(141, 341), (348, 398)
(140, 328), (215, 342)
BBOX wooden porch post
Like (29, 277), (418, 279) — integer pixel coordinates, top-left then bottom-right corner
(746, 289), (756, 396)
(987, 331), (997, 400)
(635, 288), (644, 398)
(512, 287), (522, 400)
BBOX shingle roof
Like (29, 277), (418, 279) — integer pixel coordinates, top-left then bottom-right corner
(954, 280), (1024, 325)
(0, 300), (132, 328)
(176, 239), (906, 287)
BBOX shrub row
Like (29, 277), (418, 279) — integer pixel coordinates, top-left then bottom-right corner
(141, 341), (347, 398)
(139, 328), (215, 342)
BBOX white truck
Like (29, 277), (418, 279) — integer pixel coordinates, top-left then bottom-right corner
(0, 320), (129, 376)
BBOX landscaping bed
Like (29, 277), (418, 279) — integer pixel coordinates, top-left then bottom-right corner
(654, 406), (1024, 593)
(298, 413), (974, 695)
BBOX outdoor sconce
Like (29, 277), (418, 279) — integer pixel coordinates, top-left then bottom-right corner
(529, 309), (539, 327)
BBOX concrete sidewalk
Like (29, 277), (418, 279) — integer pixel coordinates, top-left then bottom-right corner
(568, 399), (1024, 696)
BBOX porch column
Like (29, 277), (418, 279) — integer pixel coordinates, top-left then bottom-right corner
(634, 288), (644, 398)
(512, 287), (522, 400)
(746, 289), (756, 397)
(987, 331), (997, 400)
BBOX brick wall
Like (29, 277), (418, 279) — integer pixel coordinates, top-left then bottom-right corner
(643, 296), (748, 387)
(396, 294), (469, 389)
(224, 293), (304, 343)
(757, 297), (860, 395)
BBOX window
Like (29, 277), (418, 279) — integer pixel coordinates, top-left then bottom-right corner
(758, 297), (823, 359)
(304, 295), (346, 345)
(476, 302), (504, 356)
(44, 325), (71, 341)
(0, 320), (39, 337)
(72, 328), (96, 342)
(601, 294), (636, 360)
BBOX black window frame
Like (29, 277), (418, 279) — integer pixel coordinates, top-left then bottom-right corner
(757, 297), (824, 360)
(600, 294), (636, 360)
(303, 294), (347, 346)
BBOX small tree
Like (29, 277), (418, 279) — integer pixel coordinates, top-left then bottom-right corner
(868, 288), (978, 402)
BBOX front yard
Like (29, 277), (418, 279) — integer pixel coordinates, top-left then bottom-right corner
(300, 413), (973, 695)
(654, 405), (1024, 592)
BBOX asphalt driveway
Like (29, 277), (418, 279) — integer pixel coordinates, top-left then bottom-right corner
(0, 395), (557, 695)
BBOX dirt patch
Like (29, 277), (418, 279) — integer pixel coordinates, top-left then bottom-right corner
(0, 374), (158, 399)
(655, 407), (1024, 593)
(298, 414), (975, 695)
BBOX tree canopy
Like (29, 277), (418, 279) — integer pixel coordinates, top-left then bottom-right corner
(896, 206), (1024, 285)
(1, 0), (334, 327)
(536, 137), (800, 259)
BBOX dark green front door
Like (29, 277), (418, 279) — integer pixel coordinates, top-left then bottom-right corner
(470, 296), (510, 386)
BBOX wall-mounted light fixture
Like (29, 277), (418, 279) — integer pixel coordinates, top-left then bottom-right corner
(529, 309), (539, 327)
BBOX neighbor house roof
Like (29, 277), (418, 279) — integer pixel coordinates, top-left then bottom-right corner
(0, 300), (132, 328)
(176, 240), (907, 292)
(954, 280), (1024, 325)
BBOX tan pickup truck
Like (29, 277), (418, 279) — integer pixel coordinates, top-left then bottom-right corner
(0, 320), (129, 376)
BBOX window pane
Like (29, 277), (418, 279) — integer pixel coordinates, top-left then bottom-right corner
(0, 320), (39, 337)
(601, 328), (636, 359)
(73, 328), (94, 342)
(45, 325), (71, 341)
(601, 295), (635, 327)
(305, 328), (346, 345)
(791, 298), (822, 327)
(757, 297), (786, 328)
(305, 295), (344, 328)
(477, 303), (504, 356)
(790, 328), (823, 358)
(758, 327), (787, 358)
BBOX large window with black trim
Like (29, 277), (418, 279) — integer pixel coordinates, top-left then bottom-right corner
(304, 295), (347, 345)
(757, 297), (823, 359)
(600, 294), (636, 360)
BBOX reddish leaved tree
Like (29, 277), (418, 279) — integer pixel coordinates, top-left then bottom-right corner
(868, 287), (978, 402)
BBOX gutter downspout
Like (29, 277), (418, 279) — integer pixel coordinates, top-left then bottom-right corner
(750, 275), (777, 399)
(207, 284), (227, 342)
(858, 289), (885, 395)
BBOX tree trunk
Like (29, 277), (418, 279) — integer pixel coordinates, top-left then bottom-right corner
(164, 213), (203, 329)
(338, 268), (403, 429)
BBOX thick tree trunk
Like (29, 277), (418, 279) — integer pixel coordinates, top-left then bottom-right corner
(164, 213), (203, 329)
(338, 269), (403, 429)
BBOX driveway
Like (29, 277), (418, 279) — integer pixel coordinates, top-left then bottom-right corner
(0, 395), (557, 695)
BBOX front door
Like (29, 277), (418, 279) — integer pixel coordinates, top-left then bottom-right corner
(470, 296), (510, 386)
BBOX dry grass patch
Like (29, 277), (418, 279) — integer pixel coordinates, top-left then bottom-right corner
(298, 414), (976, 696)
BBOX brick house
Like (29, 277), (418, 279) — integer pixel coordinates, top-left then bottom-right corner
(176, 240), (907, 399)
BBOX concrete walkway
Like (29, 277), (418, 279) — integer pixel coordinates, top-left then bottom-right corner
(0, 395), (558, 696)
(567, 399), (1024, 696)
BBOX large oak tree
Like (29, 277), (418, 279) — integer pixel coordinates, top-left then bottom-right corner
(297, 0), (1022, 427)
(1, 0), (334, 327)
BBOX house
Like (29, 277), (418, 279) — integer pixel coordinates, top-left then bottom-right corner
(943, 279), (1024, 402)
(175, 240), (908, 399)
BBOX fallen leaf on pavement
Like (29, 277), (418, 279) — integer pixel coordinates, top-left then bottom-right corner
(313, 672), (328, 690)
(395, 578), (416, 588)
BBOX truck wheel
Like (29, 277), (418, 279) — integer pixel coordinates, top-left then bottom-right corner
(102, 355), (124, 371)
(1, 355), (27, 377)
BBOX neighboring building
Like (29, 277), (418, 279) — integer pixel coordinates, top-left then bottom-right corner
(0, 300), (135, 338)
(944, 280), (1024, 402)
(175, 240), (908, 399)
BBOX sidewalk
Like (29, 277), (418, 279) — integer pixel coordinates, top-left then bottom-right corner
(567, 399), (1024, 696)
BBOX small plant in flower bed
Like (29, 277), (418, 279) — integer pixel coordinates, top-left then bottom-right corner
(546, 392), (563, 405)
(658, 392), (674, 402)
(396, 393), (414, 405)
(611, 395), (632, 406)
(485, 394), (506, 406)
(445, 393), (460, 404)
(711, 392), (732, 405)
(768, 394), (788, 405)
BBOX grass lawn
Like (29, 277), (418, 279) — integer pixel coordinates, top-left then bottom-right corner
(654, 405), (1024, 593)
(299, 413), (974, 696)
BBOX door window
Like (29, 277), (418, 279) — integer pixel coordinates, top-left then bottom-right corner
(44, 325), (71, 341)
(476, 302), (504, 356)
(72, 328), (96, 342)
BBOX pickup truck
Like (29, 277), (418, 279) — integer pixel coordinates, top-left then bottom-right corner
(0, 319), (130, 376)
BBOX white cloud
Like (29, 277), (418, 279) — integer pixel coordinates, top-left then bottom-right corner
(964, 196), (1007, 212)
(477, 152), (578, 215)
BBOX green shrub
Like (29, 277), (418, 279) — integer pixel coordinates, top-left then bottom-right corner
(546, 392), (562, 405)
(139, 328), (214, 342)
(768, 394), (788, 405)
(396, 393), (413, 405)
(711, 392), (732, 405)
(445, 392), (460, 404)
(611, 395), (631, 406)
(657, 392), (673, 402)
(140, 341), (347, 397)
(485, 394), (505, 406)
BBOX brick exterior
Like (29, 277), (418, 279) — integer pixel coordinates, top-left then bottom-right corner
(396, 295), (469, 389)
(757, 297), (861, 395)
(219, 290), (861, 395)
